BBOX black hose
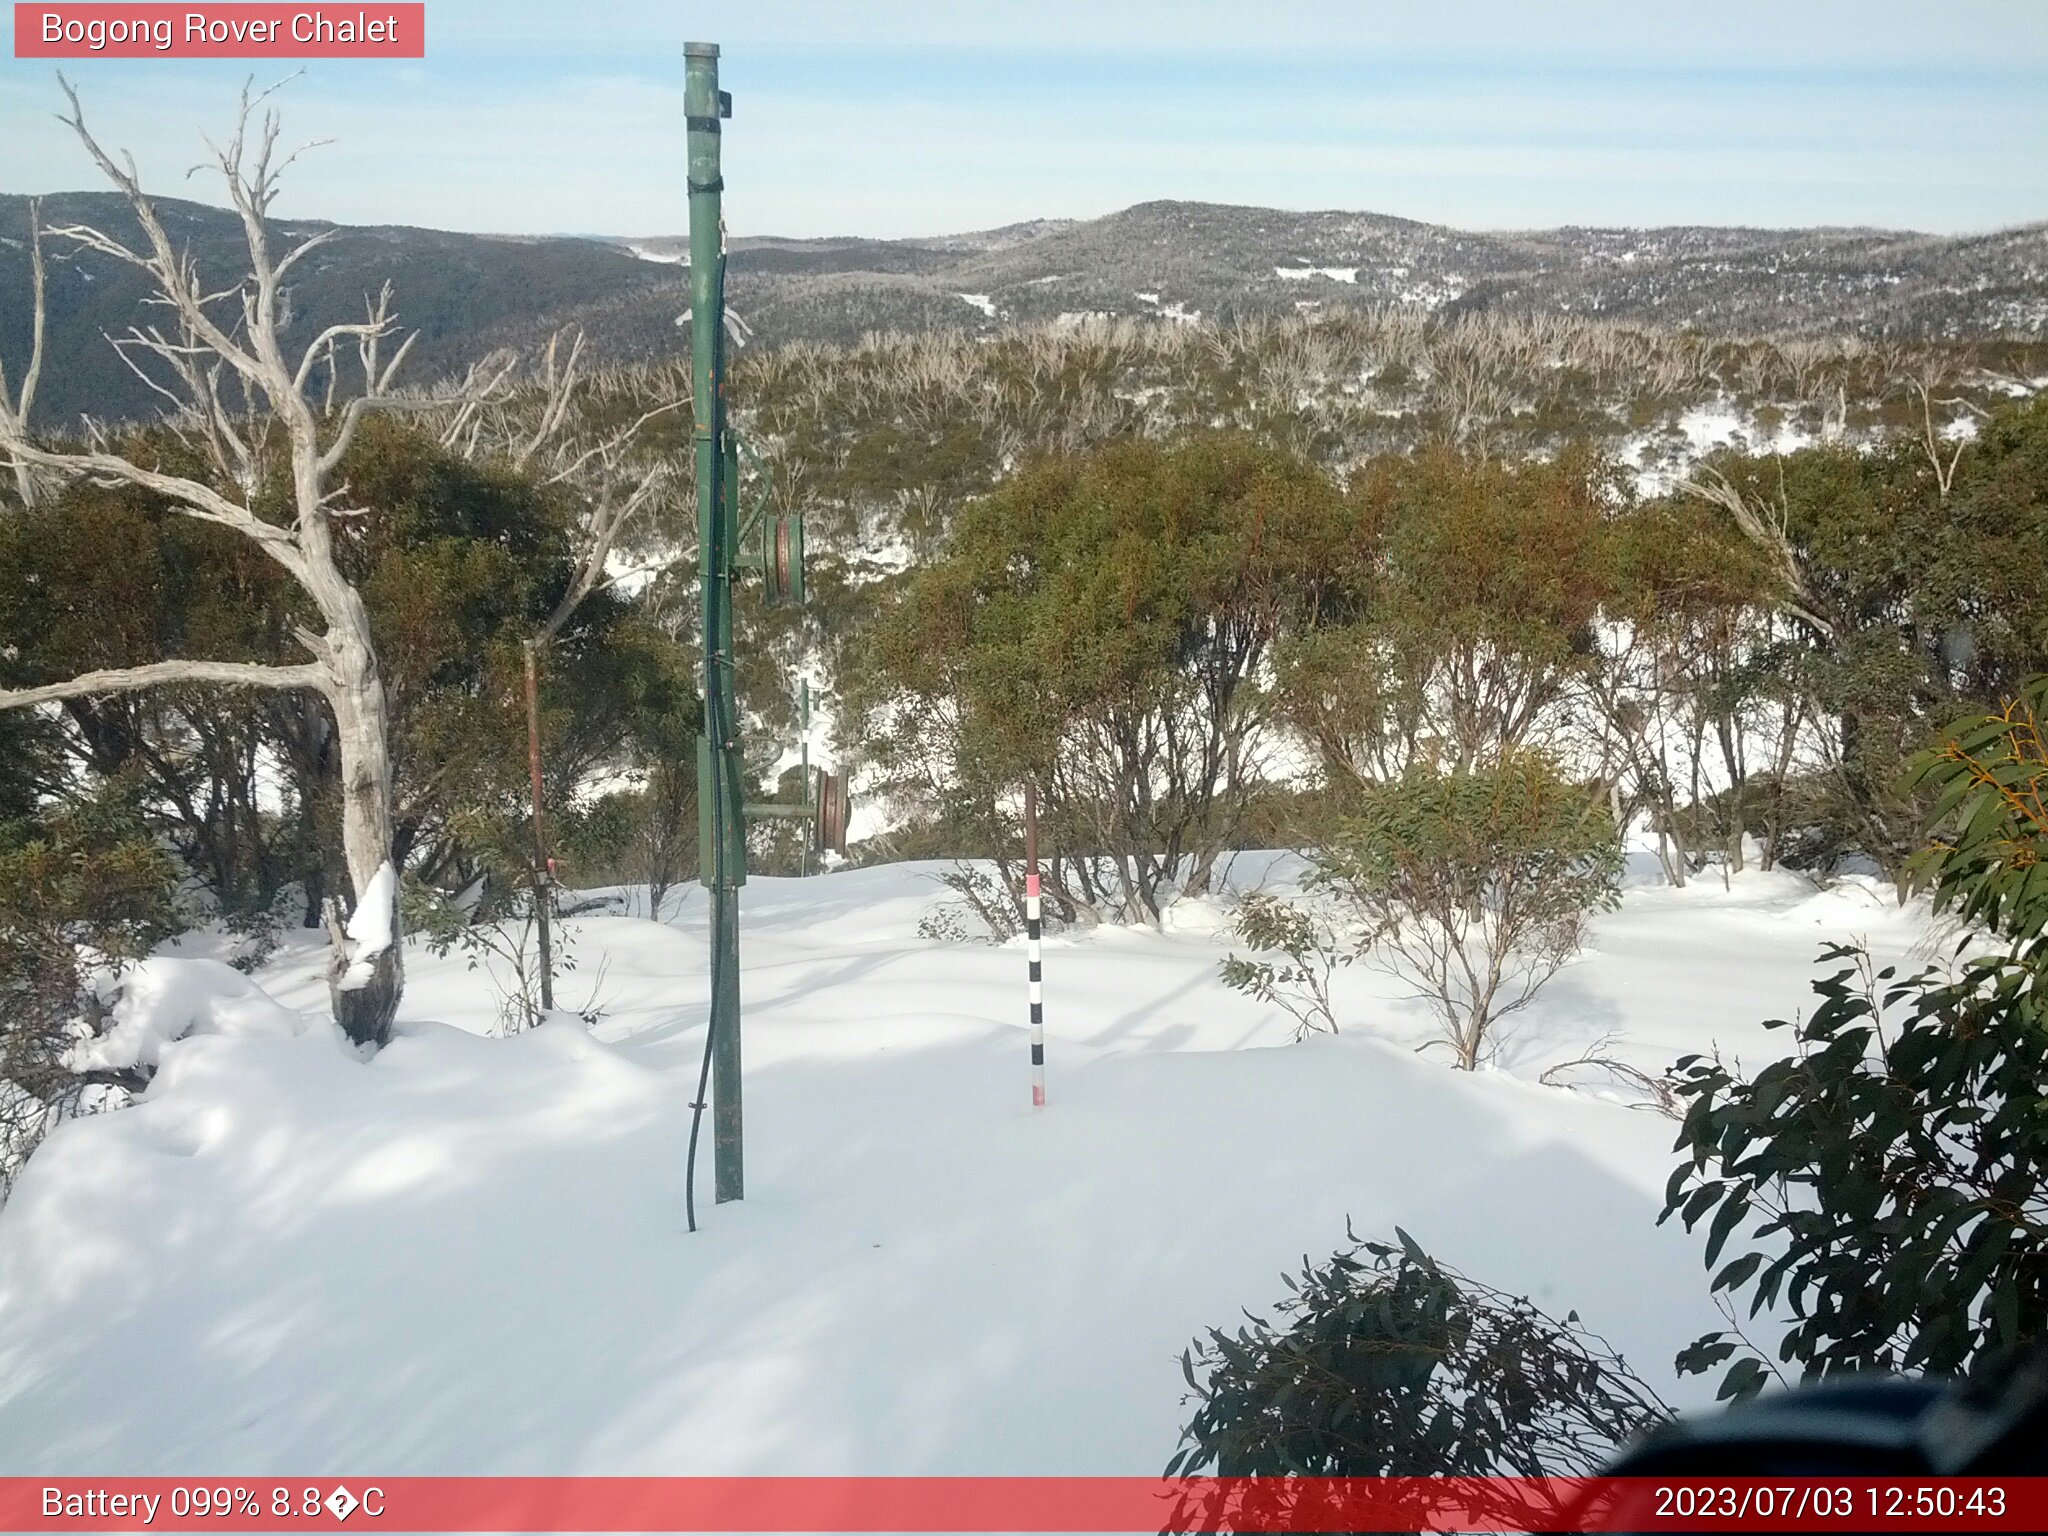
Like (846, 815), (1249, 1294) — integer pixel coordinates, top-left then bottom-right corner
(684, 251), (732, 1234)
(683, 929), (716, 1232)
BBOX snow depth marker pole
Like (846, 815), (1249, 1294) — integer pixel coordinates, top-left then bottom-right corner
(1025, 782), (1046, 1108)
(522, 639), (556, 1014)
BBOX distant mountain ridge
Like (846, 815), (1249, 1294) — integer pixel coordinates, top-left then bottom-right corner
(686, 201), (2048, 346)
(3, 193), (2042, 425)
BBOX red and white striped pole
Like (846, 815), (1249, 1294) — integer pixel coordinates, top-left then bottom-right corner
(1024, 781), (1045, 1109)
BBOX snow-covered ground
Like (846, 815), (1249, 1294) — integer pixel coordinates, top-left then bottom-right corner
(625, 243), (688, 265)
(0, 854), (1934, 1475)
(1623, 396), (1824, 495)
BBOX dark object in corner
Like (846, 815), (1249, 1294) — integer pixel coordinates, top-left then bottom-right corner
(1587, 1348), (2047, 1533)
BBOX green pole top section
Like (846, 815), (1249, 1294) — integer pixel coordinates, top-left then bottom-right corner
(684, 45), (730, 125)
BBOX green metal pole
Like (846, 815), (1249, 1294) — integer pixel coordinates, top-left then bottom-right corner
(686, 40), (743, 1205)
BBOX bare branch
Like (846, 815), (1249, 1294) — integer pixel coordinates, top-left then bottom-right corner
(1906, 374), (1969, 502)
(8, 200), (47, 425)
(430, 348), (521, 451)
(1678, 467), (1836, 641)
(314, 381), (431, 482)
(107, 327), (201, 415)
(540, 397), (687, 487)
(293, 314), (387, 393)
(0, 197), (50, 505)
(0, 438), (306, 576)
(369, 328), (419, 396)
(0, 658), (325, 711)
(51, 76), (268, 385)
(535, 466), (671, 646)
(511, 327), (586, 469)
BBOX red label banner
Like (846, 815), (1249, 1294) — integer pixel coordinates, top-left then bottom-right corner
(0, 1477), (2040, 1532)
(13, 5), (425, 57)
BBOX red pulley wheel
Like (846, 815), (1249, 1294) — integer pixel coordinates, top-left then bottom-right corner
(814, 769), (849, 857)
(772, 517), (793, 601)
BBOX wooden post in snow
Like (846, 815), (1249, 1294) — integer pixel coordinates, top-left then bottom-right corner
(523, 640), (556, 1015)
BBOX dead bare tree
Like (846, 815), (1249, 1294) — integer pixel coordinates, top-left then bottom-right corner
(1677, 466), (1836, 643)
(1428, 344), (1516, 458)
(1902, 362), (1987, 504)
(417, 326), (687, 1005)
(0, 80), (441, 1047)
(429, 328), (685, 642)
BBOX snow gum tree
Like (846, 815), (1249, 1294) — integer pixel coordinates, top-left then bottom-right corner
(1586, 494), (1794, 884)
(1664, 677), (2048, 1400)
(0, 782), (179, 1190)
(852, 433), (1349, 924)
(1272, 447), (1613, 786)
(1675, 397), (2048, 881)
(0, 84), (428, 1046)
(0, 417), (685, 926)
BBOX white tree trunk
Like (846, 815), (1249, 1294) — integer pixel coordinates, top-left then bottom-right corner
(324, 619), (401, 1045)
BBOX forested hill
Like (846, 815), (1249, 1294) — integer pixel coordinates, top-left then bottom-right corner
(0, 192), (671, 427)
(4, 191), (2045, 426)
(693, 202), (2048, 349)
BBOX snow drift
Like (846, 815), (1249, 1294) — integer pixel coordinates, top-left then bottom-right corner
(0, 856), (1932, 1474)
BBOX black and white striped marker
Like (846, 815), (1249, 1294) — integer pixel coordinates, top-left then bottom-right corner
(1026, 870), (1045, 1108)
(1024, 781), (1046, 1109)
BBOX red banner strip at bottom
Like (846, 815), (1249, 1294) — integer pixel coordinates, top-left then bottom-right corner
(1, 1477), (2041, 1532)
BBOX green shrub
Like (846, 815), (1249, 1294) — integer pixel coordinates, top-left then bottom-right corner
(1219, 891), (1348, 1040)
(1315, 755), (1623, 1068)
(0, 784), (179, 1193)
(1664, 678), (2048, 1399)
(1169, 1229), (1670, 1529)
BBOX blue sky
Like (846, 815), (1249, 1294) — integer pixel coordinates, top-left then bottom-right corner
(3, 1), (2045, 237)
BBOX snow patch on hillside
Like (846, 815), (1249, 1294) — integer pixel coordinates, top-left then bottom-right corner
(1396, 275), (1465, 308)
(1624, 397), (1824, 494)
